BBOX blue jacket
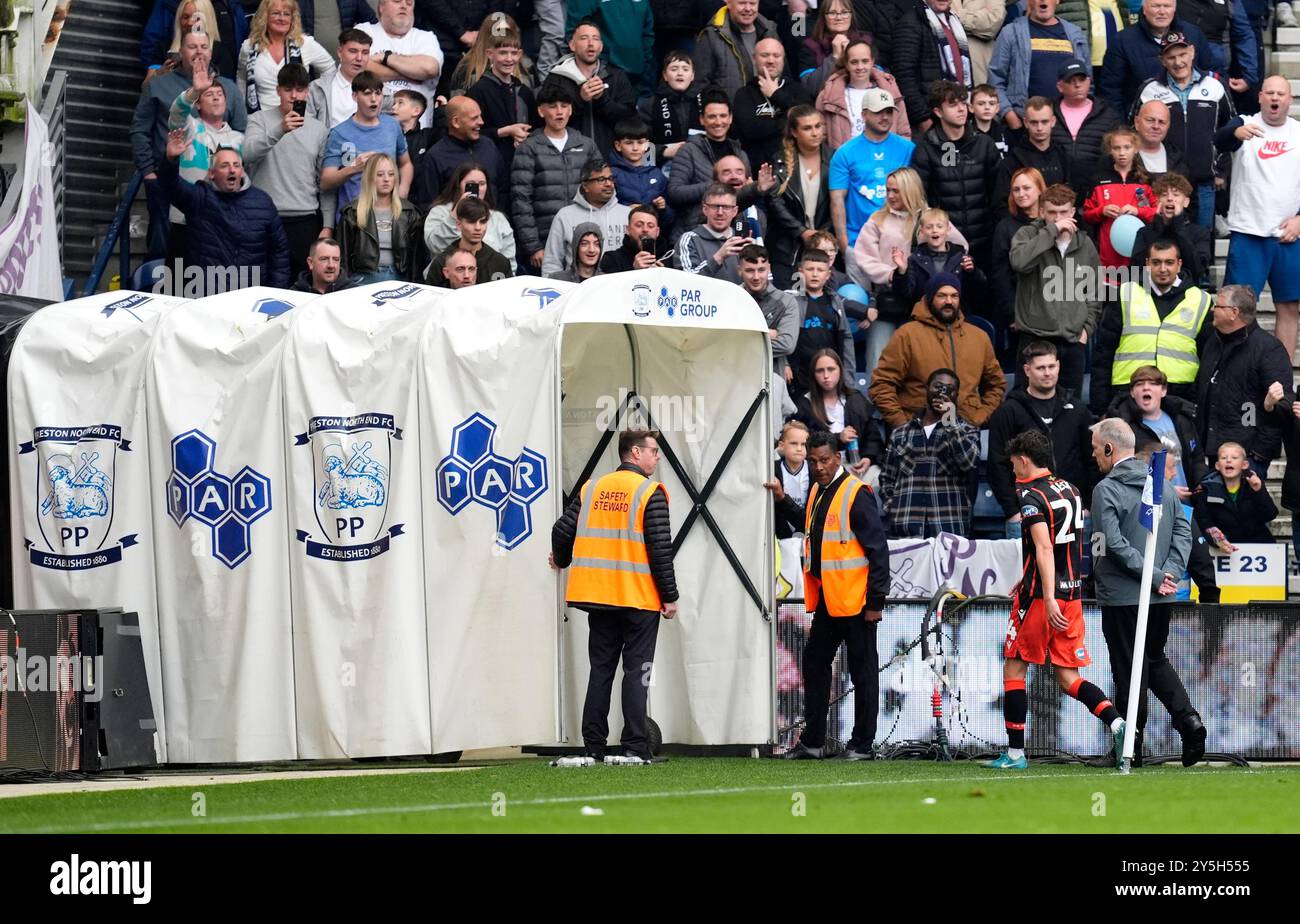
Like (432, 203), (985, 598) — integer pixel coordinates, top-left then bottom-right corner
(1099, 16), (1226, 114)
(609, 151), (674, 230)
(988, 14), (1092, 118)
(159, 159), (290, 288)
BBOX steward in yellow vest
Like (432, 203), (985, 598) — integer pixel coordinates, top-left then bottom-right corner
(1107, 243), (1211, 403)
(551, 430), (677, 762)
(783, 430), (890, 761)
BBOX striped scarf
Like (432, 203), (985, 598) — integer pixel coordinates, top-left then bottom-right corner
(245, 39), (303, 113)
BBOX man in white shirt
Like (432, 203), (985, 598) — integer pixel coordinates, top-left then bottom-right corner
(1218, 75), (1300, 359)
(358, 0), (442, 128)
(307, 27), (371, 128)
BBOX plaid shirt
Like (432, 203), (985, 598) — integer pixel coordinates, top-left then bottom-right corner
(879, 415), (981, 539)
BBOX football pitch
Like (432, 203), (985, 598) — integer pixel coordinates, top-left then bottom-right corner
(2, 758), (1298, 834)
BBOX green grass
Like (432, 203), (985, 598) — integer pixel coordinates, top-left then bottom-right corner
(3, 759), (1297, 833)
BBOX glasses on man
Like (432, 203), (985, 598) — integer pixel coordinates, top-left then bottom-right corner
(585, 175), (615, 184)
(636, 443), (661, 456)
(703, 202), (737, 212)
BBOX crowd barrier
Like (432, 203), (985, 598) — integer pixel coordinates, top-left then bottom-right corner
(776, 599), (1300, 760)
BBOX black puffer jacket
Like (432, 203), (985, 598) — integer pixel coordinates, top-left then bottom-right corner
(1051, 97), (1123, 201)
(1105, 393), (1208, 488)
(510, 128), (598, 255)
(639, 80), (704, 164)
(910, 124), (1002, 266)
(1195, 321), (1295, 467)
(551, 462), (679, 607)
(989, 213), (1032, 330)
(986, 387), (1097, 518)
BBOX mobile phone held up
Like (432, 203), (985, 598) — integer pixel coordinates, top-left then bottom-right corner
(292, 100), (306, 117)
(732, 217), (747, 239)
(466, 181), (481, 198)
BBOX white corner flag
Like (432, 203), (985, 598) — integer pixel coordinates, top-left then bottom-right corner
(1122, 449), (1167, 772)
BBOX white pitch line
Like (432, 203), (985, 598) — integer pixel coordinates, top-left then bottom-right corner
(13, 768), (1245, 834)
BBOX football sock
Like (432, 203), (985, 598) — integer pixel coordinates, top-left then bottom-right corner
(1067, 677), (1121, 726)
(1008, 748), (1025, 760)
(1003, 678), (1027, 751)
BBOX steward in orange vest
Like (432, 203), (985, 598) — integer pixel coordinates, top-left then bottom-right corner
(551, 429), (678, 762)
(784, 429), (890, 761)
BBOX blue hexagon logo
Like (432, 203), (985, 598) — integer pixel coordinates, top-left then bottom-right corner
(231, 466), (272, 524)
(213, 517), (251, 569)
(496, 497), (532, 550)
(470, 453), (512, 510)
(436, 456), (472, 514)
(451, 413), (495, 466)
(165, 472), (190, 527)
(253, 298), (295, 319)
(172, 429), (215, 482)
(436, 414), (546, 552)
(191, 471), (233, 527)
(511, 448), (548, 504)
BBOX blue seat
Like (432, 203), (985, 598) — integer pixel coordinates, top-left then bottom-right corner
(966, 313), (997, 346)
(854, 372), (870, 396)
(131, 259), (165, 292)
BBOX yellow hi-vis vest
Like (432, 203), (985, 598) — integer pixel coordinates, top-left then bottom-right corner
(1111, 281), (1212, 386)
(565, 469), (667, 611)
(803, 474), (871, 617)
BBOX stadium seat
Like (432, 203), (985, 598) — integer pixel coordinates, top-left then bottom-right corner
(131, 259), (165, 292)
(854, 372), (870, 396)
(971, 481), (1005, 539)
(966, 314), (997, 346)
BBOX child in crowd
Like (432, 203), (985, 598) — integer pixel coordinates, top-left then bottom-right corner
(322, 71), (411, 213)
(889, 208), (984, 305)
(970, 84), (1010, 158)
(1130, 172), (1213, 288)
(390, 89), (439, 169)
(466, 19), (538, 182)
(789, 249), (856, 398)
(610, 118), (673, 229)
(1193, 441), (1278, 549)
(768, 419), (811, 540)
(641, 50), (700, 165)
(1083, 126), (1157, 269)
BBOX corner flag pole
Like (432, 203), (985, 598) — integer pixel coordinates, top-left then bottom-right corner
(1121, 450), (1167, 775)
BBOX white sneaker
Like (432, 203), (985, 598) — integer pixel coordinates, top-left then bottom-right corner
(1278, 2), (1298, 27)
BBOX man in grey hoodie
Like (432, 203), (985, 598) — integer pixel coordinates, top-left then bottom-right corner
(738, 244), (800, 379)
(541, 159), (629, 277)
(243, 64), (331, 281)
(1090, 417), (1206, 768)
(547, 222), (605, 284)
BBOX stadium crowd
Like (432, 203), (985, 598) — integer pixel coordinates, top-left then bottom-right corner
(133, 0), (1300, 566)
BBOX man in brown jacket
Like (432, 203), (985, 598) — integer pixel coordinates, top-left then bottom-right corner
(869, 272), (1006, 430)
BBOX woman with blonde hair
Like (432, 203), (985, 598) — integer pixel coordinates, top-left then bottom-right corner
(852, 166), (968, 371)
(338, 153), (425, 284)
(814, 39), (910, 149)
(767, 105), (831, 288)
(450, 12), (533, 93)
(237, 0), (334, 113)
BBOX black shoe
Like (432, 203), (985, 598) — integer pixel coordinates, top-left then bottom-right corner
(783, 742), (823, 760)
(1180, 715), (1207, 767)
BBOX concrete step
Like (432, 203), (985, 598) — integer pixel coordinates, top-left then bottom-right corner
(1276, 27), (1300, 48)
(1271, 51), (1300, 78)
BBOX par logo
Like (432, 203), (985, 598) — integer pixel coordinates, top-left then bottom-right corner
(166, 429), (271, 569)
(294, 413), (405, 561)
(522, 286), (563, 309)
(436, 413), (547, 550)
(21, 424), (137, 570)
(657, 285), (676, 317)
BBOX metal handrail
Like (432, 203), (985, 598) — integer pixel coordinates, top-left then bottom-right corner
(81, 171), (142, 297)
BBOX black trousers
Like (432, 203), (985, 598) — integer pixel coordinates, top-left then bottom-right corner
(1017, 334), (1087, 397)
(582, 606), (660, 758)
(1101, 603), (1196, 733)
(801, 600), (879, 751)
(1186, 517), (1220, 604)
(282, 212), (323, 284)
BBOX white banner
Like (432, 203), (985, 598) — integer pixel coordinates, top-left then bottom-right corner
(0, 109), (62, 301)
(146, 287), (314, 762)
(7, 290), (183, 762)
(1209, 542), (1288, 603)
(420, 277), (573, 753)
(282, 281), (443, 758)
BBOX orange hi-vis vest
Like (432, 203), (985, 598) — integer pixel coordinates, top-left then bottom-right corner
(803, 474), (871, 617)
(565, 469), (668, 612)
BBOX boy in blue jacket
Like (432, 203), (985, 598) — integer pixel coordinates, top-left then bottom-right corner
(610, 118), (674, 231)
